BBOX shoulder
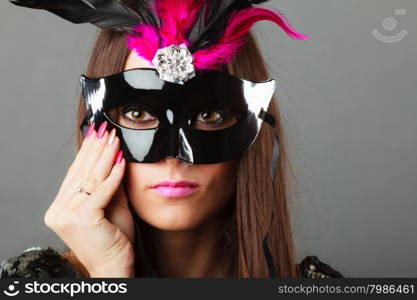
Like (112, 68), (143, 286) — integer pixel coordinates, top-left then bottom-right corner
(298, 255), (344, 278)
(0, 246), (88, 278)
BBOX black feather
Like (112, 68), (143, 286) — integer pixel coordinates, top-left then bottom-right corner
(125, 0), (159, 27)
(188, 0), (270, 52)
(9, 0), (272, 50)
(9, 0), (153, 32)
(248, 0), (270, 4)
(138, 0), (159, 28)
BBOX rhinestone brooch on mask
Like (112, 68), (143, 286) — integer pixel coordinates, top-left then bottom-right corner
(152, 44), (196, 85)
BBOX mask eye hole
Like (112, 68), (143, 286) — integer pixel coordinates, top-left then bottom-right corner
(193, 107), (239, 131)
(107, 105), (159, 129)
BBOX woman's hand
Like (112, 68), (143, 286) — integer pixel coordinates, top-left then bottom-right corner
(44, 121), (135, 278)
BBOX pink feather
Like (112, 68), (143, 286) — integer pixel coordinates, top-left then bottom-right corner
(155, 0), (205, 47)
(193, 7), (310, 70)
(127, 24), (161, 62)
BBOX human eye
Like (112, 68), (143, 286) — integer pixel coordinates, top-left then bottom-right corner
(194, 107), (238, 131)
(115, 105), (159, 129)
(123, 108), (155, 123)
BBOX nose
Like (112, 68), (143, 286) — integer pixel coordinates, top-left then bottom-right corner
(163, 156), (192, 166)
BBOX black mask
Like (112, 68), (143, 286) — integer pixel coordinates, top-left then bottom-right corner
(80, 68), (276, 164)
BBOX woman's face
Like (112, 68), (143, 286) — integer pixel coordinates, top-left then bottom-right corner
(122, 51), (239, 231)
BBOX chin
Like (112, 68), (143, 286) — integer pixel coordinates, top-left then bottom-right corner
(136, 203), (205, 231)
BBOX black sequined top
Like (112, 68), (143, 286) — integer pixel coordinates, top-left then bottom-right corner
(0, 247), (343, 278)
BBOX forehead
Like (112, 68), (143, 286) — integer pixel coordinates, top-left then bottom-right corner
(124, 51), (155, 70)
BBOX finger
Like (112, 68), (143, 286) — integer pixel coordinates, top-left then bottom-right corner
(89, 128), (121, 184)
(51, 123), (110, 210)
(64, 123), (98, 184)
(84, 152), (126, 210)
(111, 180), (129, 209)
(76, 122), (111, 180)
(66, 121), (111, 187)
(106, 184), (135, 244)
(65, 129), (120, 210)
(48, 166), (98, 214)
(66, 176), (100, 210)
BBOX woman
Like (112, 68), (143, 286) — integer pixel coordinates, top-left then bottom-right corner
(1, 0), (343, 278)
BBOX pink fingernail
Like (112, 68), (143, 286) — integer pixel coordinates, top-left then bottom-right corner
(97, 121), (108, 139)
(115, 150), (124, 164)
(86, 122), (95, 138)
(108, 128), (116, 145)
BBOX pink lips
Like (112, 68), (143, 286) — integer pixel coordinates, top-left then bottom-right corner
(150, 181), (199, 198)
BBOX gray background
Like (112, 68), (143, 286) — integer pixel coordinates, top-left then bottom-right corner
(0, 0), (416, 277)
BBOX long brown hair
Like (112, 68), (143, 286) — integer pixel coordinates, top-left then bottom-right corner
(73, 28), (300, 277)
